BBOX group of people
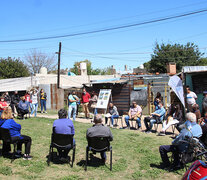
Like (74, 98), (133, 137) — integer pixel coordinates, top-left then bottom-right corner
(0, 89), (47, 120)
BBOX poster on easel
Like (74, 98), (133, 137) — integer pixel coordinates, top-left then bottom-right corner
(96, 89), (111, 109)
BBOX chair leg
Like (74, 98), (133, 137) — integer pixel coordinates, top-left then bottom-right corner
(11, 143), (16, 163)
(72, 146), (76, 167)
(121, 117), (123, 128)
(48, 145), (52, 166)
(110, 147), (112, 171)
(85, 147), (88, 171)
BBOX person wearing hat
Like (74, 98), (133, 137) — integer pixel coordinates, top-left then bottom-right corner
(0, 96), (9, 118)
(202, 91), (207, 116)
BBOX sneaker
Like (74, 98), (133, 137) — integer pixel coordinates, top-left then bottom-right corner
(15, 151), (22, 158)
(110, 125), (114, 128)
(158, 131), (166, 136)
(41, 111), (43, 114)
(45, 111), (47, 114)
(145, 131), (152, 134)
(23, 154), (32, 160)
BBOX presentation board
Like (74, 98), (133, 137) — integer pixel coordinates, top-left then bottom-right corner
(96, 89), (111, 109)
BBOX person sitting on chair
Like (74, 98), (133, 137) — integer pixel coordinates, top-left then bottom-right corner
(125, 101), (142, 129)
(105, 103), (119, 128)
(53, 109), (75, 162)
(144, 101), (166, 133)
(1, 107), (32, 160)
(0, 96), (9, 118)
(159, 112), (202, 170)
(17, 96), (29, 119)
(86, 114), (113, 163)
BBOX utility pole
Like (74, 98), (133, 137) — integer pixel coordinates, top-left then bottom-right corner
(56, 42), (62, 89)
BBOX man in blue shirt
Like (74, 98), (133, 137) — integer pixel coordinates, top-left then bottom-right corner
(144, 101), (166, 133)
(53, 109), (75, 161)
(18, 96), (29, 119)
(159, 112), (202, 170)
(68, 91), (79, 121)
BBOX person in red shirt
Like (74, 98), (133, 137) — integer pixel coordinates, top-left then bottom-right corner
(0, 96), (9, 118)
(81, 88), (91, 118)
(25, 91), (32, 112)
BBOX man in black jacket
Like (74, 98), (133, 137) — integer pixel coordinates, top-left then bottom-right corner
(11, 91), (20, 116)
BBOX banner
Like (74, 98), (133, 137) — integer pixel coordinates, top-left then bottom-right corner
(168, 75), (185, 107)
(96, 89), (111, 109)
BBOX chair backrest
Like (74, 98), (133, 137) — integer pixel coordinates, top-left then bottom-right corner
(0, 127), (12, 143)
(87, 137), (110, 151)
(118, 110), (124, 116)
(52, 133), (74, 147)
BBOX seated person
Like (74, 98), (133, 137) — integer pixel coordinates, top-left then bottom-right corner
(0, 96), (9, 117)
(144, 101), (166, 133)
(53, 109), (75, 162)
(192, 104), (201, 123)
(125, 101), (142, 129)
(105, 103), (119, 127)
(159, 112), (202, 170)
(1, 107), (32, 160)
(17, 96), (29, 119)
(159, 104), (183, 136)
(86, 114), (113, 163)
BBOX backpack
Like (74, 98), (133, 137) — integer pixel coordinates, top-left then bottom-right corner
(182, 160), (207, 180)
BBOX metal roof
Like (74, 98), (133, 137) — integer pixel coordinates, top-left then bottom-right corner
(182, 66), (207, 73)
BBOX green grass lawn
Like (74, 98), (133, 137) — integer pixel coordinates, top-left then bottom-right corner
(0, 117), (186, 180)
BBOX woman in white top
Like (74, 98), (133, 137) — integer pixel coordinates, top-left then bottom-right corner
(31, 89), (39, 117)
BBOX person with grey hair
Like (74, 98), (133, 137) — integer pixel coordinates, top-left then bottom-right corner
(159, 112), (202, 170)
(86, 114), (113, 163)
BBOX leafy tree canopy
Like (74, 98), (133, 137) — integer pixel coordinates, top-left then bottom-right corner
(0, 57), (30, 79)
(70, 59), (113, 75)
(144, 42), (205, 73)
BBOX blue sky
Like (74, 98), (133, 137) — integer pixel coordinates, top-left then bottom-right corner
(1, 0), (207, 72)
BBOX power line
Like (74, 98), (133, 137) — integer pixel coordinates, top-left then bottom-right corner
(1, 8), (207, 43)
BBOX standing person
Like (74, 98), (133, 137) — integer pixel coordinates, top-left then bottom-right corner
(154, 92), (163, 110)
(25, 91), (32, 112)
(90, 91), (98, 115)
(202, 91), (207, 116)
(0, 96), (9, 117)
(105, 103), (119, 127)
(53, 109), (75, 162)
(18, 96), (29, 119)
(31, 89), (39, 117)
(86, 114), (113, 163)
(1, 107), (32, 160)
(81, 88), (91, 118)
(40, 89), (47, 114)
(4, 92), (11, 105)
(11, 91), (20, 116)
(186, 86), (197, 112)
(68, 91), (79, 121)
(125, 101), (142, 129)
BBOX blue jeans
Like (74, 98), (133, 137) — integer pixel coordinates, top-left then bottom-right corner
(40, 99), (46, 112)
(31, 103), (38, 117)
(125, 115), (141, 128)
(105, 115), (119, 125)
(68, 105), (77, 121)
(144, 117), (157, 131)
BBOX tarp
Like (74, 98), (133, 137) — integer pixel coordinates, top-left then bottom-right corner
(168, 75), (185, 107)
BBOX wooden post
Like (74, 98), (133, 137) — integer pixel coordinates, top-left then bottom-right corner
(56, 42), (62, 89)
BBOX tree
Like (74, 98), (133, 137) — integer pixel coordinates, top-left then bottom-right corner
(70, 59), (113, 75)
(25, 49), (57, 74)
(198, 58), (207, 66)
(144, 42), (204, 73)
(0, 57), (30, 79)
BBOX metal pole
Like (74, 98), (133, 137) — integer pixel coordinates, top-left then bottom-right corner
(57, 42), (62, 89)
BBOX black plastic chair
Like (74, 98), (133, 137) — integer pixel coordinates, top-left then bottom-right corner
(48, 132), (75, 167)
(85, 137), (112, 171)
(0, 127), (19, 162)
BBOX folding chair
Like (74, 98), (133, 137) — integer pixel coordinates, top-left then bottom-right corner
(85, 137), (112, 171)
(0, 127), (19, 162)
(153, 121), (163, 133)
(48, 132), (75, 167)
(114, 110), (124, 128)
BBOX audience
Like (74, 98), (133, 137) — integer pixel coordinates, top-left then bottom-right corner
(1, 107), (32, 160)
(125, 101), (142, 129)
(53, 109), (75, 162)
(154, 92), (163, 110)
(3, 92), (11, 106)
(90, 91), (98, 115)
(86, 114), (113, 163)
(40, 89), (47, 114)
(18, 96), (29, 119)
(192, 104), (201, 123)
(159, 112), (202, 170)
(11, 91), (20, 116)
(0, 96), (9, 117)
(68, 91), (79, 121)
(144, 101), (166, 133)
(105, 103), (119, 127)
(202, 91), (207, 116)
(186, 86), (197, 112)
